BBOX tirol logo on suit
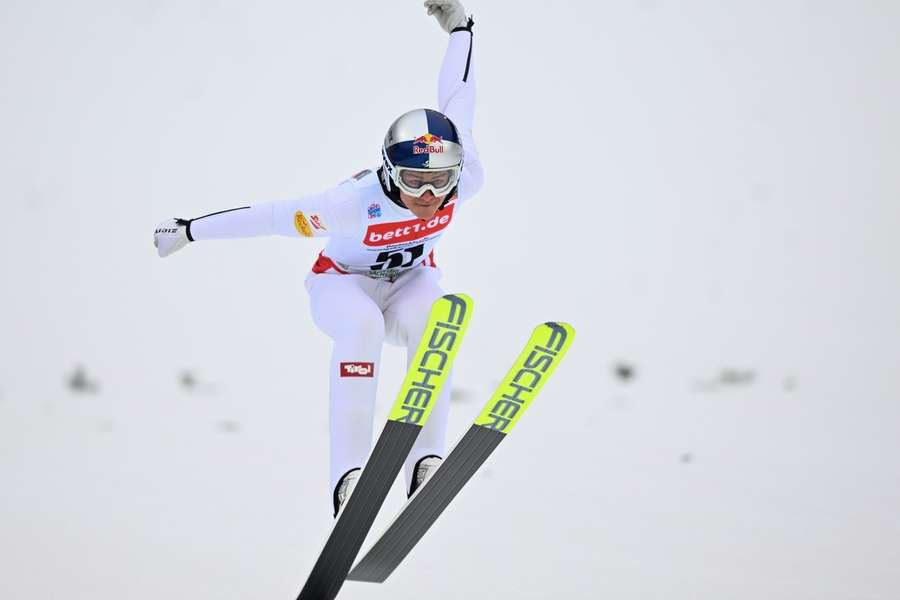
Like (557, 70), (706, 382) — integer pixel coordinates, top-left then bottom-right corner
(340, 362), (374, 377)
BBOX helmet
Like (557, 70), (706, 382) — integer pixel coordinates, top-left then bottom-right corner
(381, 108), (464, 198)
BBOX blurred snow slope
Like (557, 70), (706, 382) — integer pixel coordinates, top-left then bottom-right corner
(1, 1), (899, 599)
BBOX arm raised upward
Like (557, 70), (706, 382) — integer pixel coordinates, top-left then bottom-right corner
(430, 1), (483, 202)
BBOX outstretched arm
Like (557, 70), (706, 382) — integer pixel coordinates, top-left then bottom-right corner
(153, 183), (359, 258)
(428, 1), (483, 201)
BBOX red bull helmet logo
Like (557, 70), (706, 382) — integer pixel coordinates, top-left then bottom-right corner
(412, 133), (444, 155)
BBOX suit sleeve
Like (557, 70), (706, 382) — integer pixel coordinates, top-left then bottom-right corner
(439, 22), (484, 202)
(186, 182), (359, 242)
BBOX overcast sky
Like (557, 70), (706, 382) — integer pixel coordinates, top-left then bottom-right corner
(1, 1), (899, 599)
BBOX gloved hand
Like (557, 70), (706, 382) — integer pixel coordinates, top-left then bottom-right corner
(154, 218), (191, 258)
(424, 0), (469, 33)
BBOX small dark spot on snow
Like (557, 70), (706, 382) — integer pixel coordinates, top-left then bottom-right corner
(613, 361), (636, 382)
(67, 365), (100, 394)
(450, 387), (475, 403)
(718, 368), (756, 386)
(693, 368), (757, 392)
(179, 371), (218, 395)
(217, 420), (241, 434)
(178, 370), (197, 390)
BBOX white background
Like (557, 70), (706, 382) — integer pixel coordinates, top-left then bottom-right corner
(2, 1), (899, 598)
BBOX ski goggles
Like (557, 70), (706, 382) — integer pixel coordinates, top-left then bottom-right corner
(395, 166), (460, 197)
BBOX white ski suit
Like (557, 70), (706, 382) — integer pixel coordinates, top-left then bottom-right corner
(183, 27), (483, 503)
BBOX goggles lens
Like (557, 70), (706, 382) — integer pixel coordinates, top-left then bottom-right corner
(397, 167), (458, 196)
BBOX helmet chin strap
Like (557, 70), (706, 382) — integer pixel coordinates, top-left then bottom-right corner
(439, 185), (458, 211)
(378, 166), (408, 210)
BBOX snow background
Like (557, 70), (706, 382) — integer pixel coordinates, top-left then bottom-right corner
(2, 1), (899, 598)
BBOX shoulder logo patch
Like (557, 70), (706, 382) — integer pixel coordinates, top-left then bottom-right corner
(294, 211), (313, 237)
(310, 214), (326, 231)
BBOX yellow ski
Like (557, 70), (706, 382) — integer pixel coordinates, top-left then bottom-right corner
(348, 321), (575, 583)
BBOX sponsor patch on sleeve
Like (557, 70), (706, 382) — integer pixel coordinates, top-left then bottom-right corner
(309, 213), (326, 231)
(294, 211), (313, 237)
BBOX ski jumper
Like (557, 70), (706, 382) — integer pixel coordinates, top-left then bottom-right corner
(183, 27), (483, 503)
